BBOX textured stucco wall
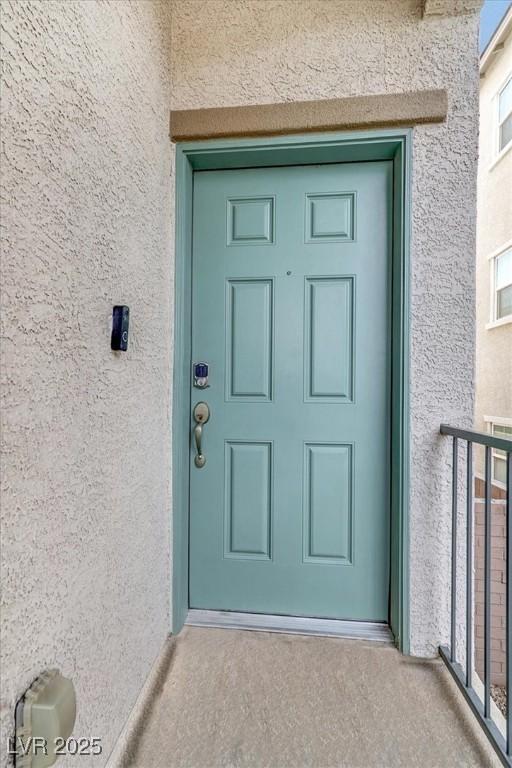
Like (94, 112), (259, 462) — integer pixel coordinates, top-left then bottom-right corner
(170, 0), (481, 656)
(475, 26), (512, 436)
(0, 1), (173, 765)
(1, 7), (481, 759)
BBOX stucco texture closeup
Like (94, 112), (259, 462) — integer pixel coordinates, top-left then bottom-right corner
(0, 1), (173, 765)
(170, 0), (481, 657)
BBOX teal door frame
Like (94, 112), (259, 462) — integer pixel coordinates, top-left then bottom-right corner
(172, 128), (412, 653)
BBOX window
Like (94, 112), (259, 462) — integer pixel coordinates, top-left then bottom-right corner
(491, 423), (512, 484)
(498, 76), (512, 153)
(492, 247), (512, 321)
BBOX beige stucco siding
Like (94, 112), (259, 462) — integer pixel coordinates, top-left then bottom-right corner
(0, 1), (173, 764)
(475, 26), (512, 435)
(170, 0), (480, 657)
(0, 2), (482, 759)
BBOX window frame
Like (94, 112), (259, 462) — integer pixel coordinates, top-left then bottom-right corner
(496, 73), (512, 156)
(487, 241), (512, 327)
(485, 418), (512, 486)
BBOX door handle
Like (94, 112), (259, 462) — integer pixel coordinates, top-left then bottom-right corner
(193, 402), (210, 468)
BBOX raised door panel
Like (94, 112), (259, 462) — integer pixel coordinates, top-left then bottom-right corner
(304, 277), (354, 402)
(303, 443), (353, 564)
(227, 197), (275, 245)
(305, 192), (355, 242)
(226, 279), (273, 401)
(224, 441), (272, 560)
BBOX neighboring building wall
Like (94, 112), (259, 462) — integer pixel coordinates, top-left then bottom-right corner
(473, 20), (512, 687)
(0, 2), (172, 765)
(475, 15), (512, 455)
(170, 0), (481, 657)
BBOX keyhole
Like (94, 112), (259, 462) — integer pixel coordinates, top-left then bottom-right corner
(286, 270), (292, 276)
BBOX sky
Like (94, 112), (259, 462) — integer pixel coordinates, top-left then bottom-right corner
(480, 0), (512, 53)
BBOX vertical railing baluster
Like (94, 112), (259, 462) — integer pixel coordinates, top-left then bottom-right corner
(439, 426), (512, 766)
(484, 445), (492, 719)
(506, 451), (511, 754)
(466, 441), (473, 688)
(451, 437), (458, 662)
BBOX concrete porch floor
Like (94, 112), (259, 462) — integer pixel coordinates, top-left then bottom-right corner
(123, 626), (501, 768)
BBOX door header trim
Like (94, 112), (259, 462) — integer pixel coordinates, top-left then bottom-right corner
(170, 90), (447, 141)
(177, 127), (409, 169)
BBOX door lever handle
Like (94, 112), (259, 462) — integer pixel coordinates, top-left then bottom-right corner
(193, 402), (210, 468)
(194, 424), (204, 467)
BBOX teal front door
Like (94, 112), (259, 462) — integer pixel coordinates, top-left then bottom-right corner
(189, 161), (391, 622)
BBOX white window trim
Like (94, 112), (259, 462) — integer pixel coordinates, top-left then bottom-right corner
(488, 138), (512, 172)
(487, 241), (512, 325)
(495, 72), (512, 158)
(484, 418), (512, 488)
(486, 239), (512, 261)
(486, 316), (512, 330)
(484, 416), (512, 428)
(493, 454), (508, 487)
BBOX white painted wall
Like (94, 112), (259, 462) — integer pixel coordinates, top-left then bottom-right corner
(170, 0), (481, 656)
(0, 1), (173, 764)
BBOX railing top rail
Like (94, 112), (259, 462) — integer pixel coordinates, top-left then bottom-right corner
(440, 424), (512, 453)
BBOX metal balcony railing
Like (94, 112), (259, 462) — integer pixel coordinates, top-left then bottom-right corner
(440, 424), (512, 767)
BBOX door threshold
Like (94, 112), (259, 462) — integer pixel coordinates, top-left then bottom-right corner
(185, 609), (393, 643)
